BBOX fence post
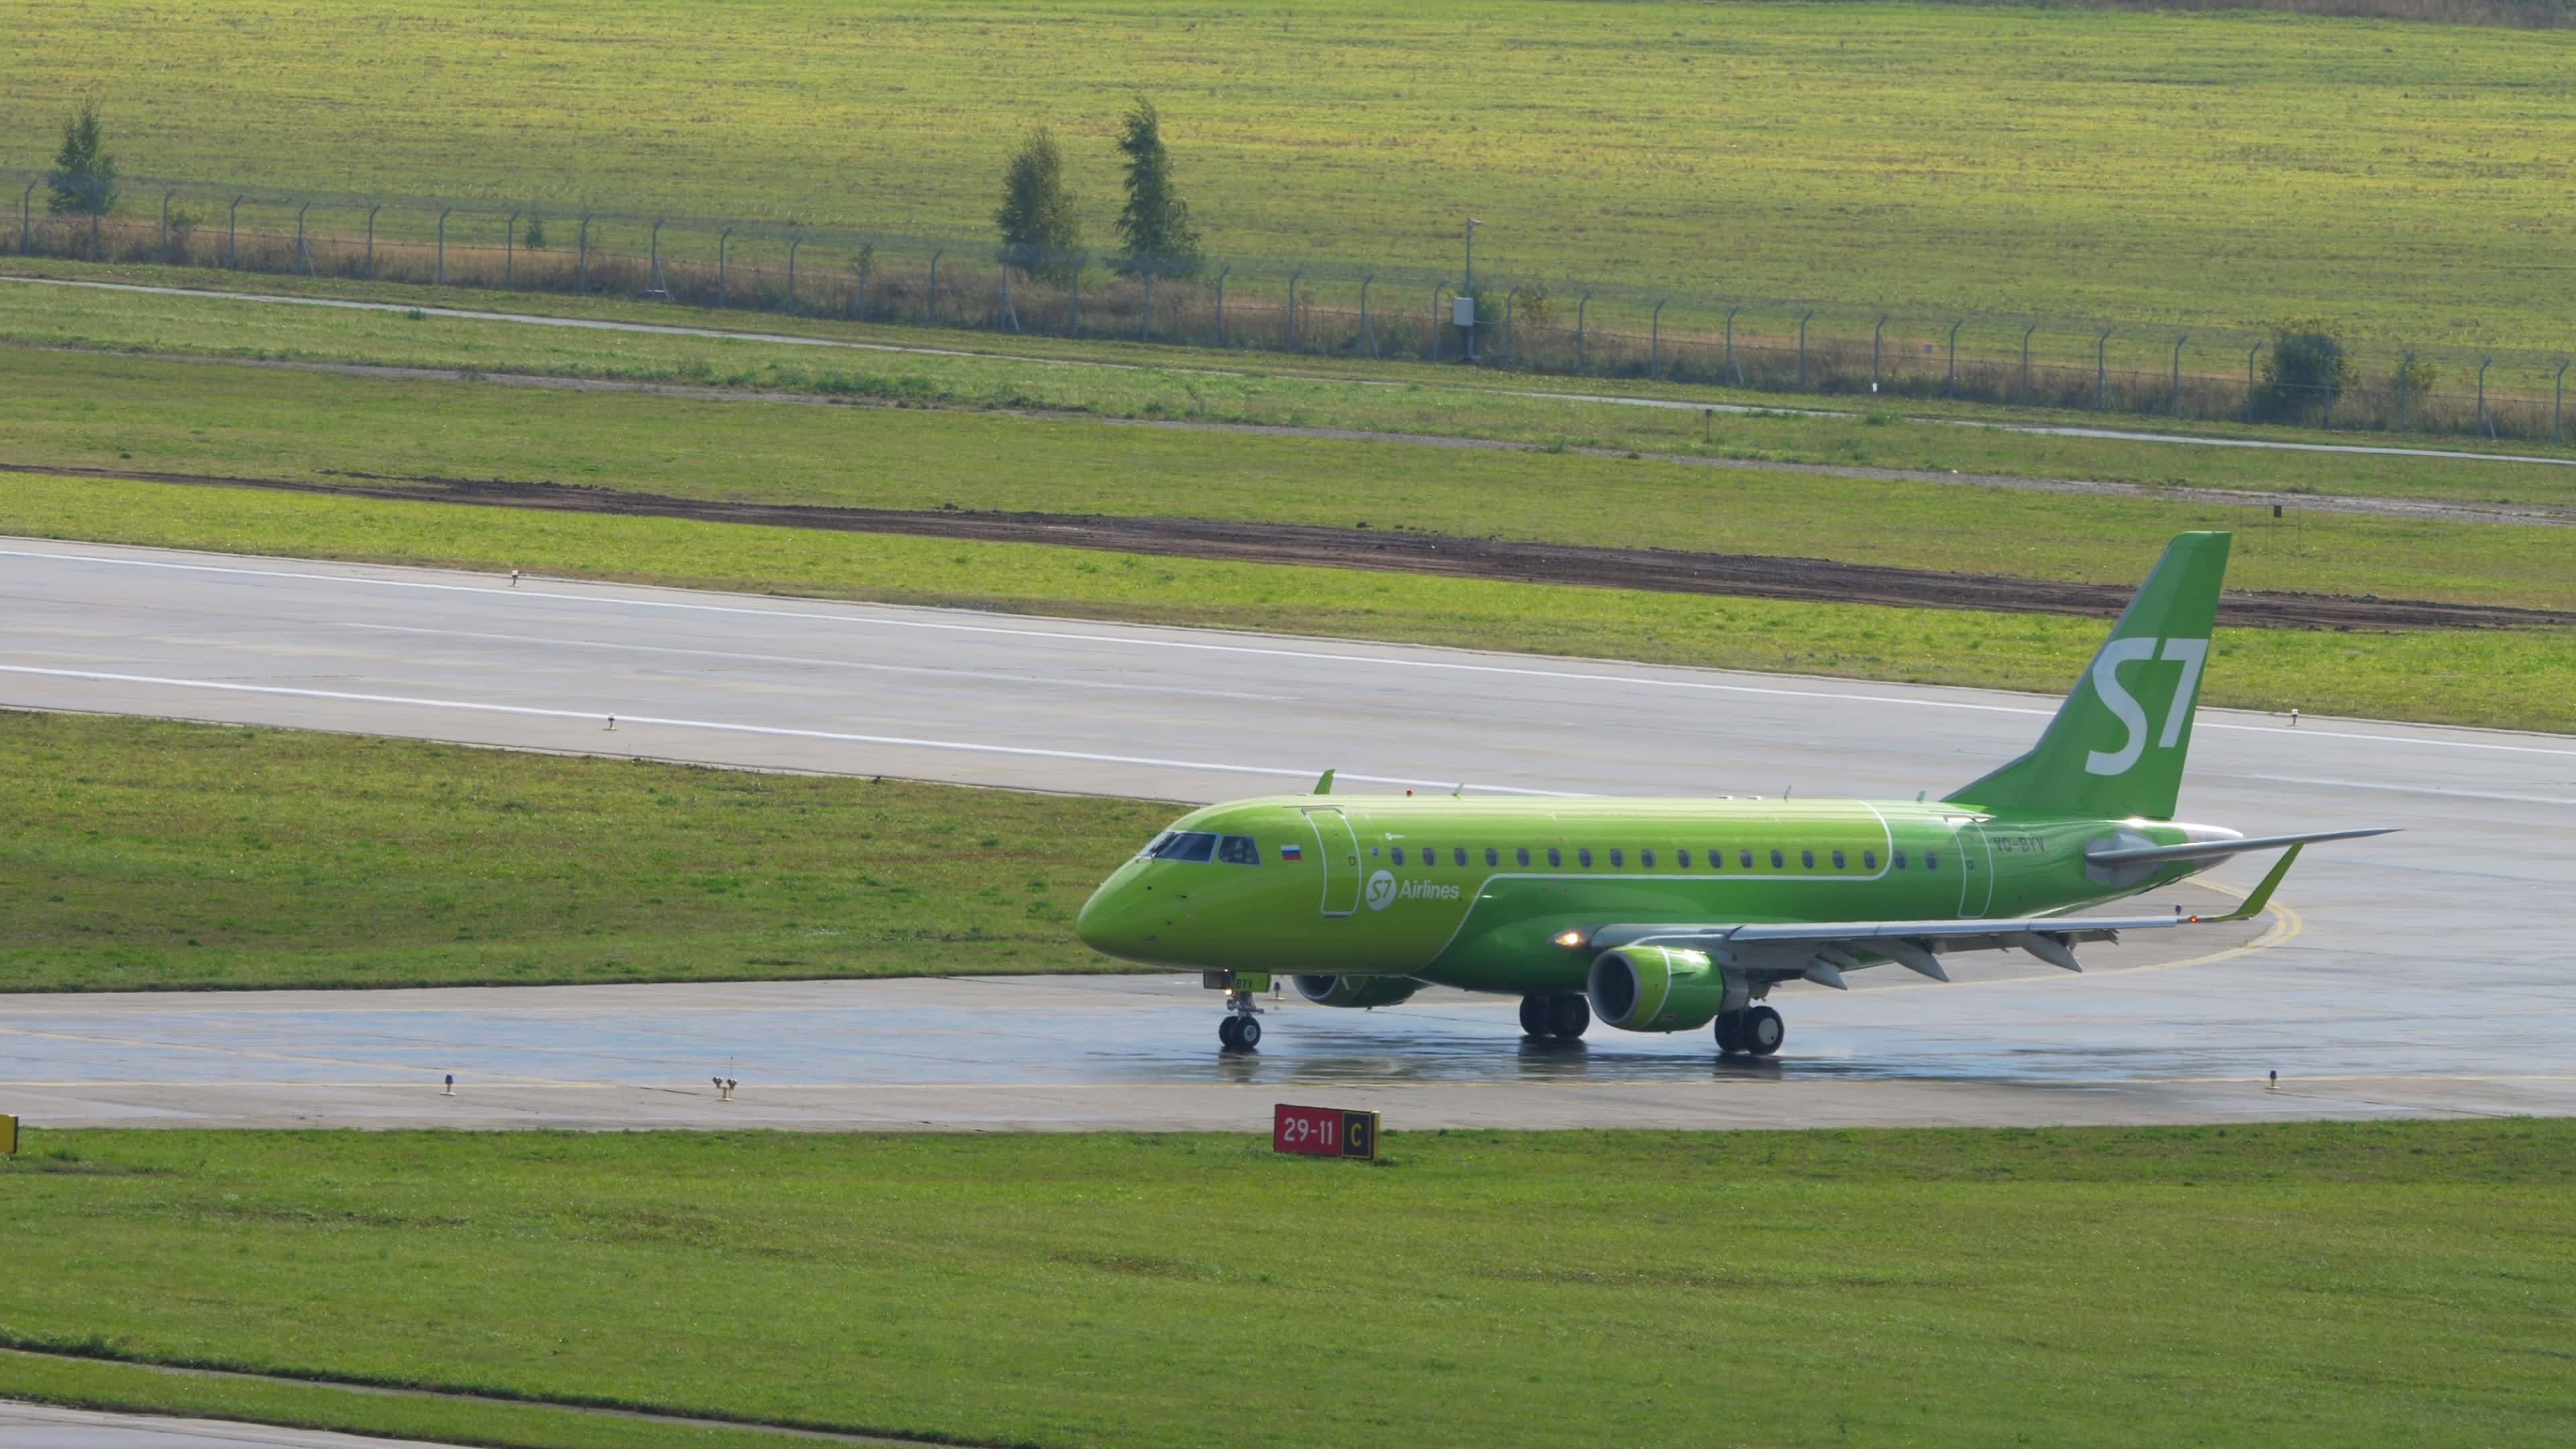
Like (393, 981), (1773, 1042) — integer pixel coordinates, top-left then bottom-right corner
(718, 228), (734, 307)
(649, 219), (665, 295)
(2556, 360), (2569, 445)
(1725, 305), (1743, 386)
(1871, 314), (1886, 392)
(1358, 274), (1375, 358)
(92, 202), (102, 261)
(297, 203), (314, 275)
(1000, 258), (1018, 332)
(1138, 266), (1152, 340)
(577, 213), (593, 292)
(924, 248), (941, 325)
(161, 191), (175, 264)
(1796, 309), (1814, 389)
(505, 211), (520, 286)
(17, 181), (32, 256)
(1576, 292), (1592, 373)
(364, 203), (380, 277)
(2397, 352), (2414, 431)
(857, 246), (872, 321)
(227, 196), (242, 268)
(1285, 270), (1301, 350)
(1214, 266), (1228, 347)
(435, 207), (449, 284)
(2021, 324), (2039, 405)
(787, 236), (802, 313)
(2245, 342), (2261, 423)
(2477, 357), (2493, 437)
(2094, 327), (2112, 410)
(1945, 319), (1963, 397)
(1652, 299), (1668, 379)
(2169, 333), (2188, 416)
(1071, 258), (1084, 335)
(1503, 286), (1519, 369)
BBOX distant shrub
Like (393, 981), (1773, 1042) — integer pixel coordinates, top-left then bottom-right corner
(2259, 315), (2349, 421)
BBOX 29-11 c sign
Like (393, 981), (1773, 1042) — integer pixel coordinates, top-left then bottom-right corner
(1273, 1104), (1379, 1162)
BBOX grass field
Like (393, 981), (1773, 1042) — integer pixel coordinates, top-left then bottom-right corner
(3, 1122), (2570, 1448)
(7, 472), (2572, 733)
(9, 271), (2576, 510)
(11, 341), (2576, 616)
(0, 710), (1163, 992)
(9, 1), (2576, 350)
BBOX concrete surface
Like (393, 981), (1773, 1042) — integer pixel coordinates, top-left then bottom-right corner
(0, 1401), (455, 1449)
(3, 537), (2571, 1132)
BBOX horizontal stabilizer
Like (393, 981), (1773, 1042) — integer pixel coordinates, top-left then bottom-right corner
(2086, 827), (2394, 867)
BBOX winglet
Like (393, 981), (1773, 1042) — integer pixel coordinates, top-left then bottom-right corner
(1311, 769), (1336, 796)
(2216, 843), (2302, 922)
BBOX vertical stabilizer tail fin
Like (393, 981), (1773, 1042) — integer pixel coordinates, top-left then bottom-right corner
(1945, 532), (2231, 821)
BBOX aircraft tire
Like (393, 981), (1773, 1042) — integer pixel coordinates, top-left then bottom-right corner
(1547, 993), (1592, 1039)
(1518, 995), (1551, 1037)
(1218, 1016), (1242, 1049)
(1236, 1016), (1262, 1049)
(1744, 1006), (1785, 1057)
(1714, 1010), (1746, 1054)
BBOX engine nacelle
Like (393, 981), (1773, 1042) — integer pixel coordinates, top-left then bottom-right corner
(1587, 945), (1730, 1032)
(1293, 974), (1421, 1009)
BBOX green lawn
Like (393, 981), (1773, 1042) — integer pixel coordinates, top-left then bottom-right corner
(8, 1), (2575, 352)
(7, 347), (2574, 614)
(5, 472), (2571, 734)
(9, 266), (2576, 511)
(3, 1122), (2571, 1448)
(0, 710), (1164, 992)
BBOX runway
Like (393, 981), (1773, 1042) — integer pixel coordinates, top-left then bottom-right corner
(4, 536), (2573, 1130)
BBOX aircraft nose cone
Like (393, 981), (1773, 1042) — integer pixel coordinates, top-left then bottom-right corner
(1075, 878), (1138, 956)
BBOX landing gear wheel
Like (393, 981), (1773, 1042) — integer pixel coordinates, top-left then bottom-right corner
(1743, 1005), (1784, 1057)
(1546, 993), (1591, 1039)
(1234, 1016), (1262, 1049)
(1714, 1010), (1746, 1055)
(1518, 995), (1550, 1037)
(1218, 1016), (1243, 1049)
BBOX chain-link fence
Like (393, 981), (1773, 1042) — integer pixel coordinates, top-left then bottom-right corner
(11, 171), (2572, 446)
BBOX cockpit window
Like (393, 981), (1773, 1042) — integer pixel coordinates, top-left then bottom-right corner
(1148, 830), (1218, 863)
(1218, 835), (1260, 865)
(1136, 830), (1177, 860)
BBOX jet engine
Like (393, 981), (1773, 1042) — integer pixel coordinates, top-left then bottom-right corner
(1587, 945), (1731, 1032)
(1293, 974), (1421, 1009)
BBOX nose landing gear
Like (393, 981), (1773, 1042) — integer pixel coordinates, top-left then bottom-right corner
(1715, 1005), (1784, 1057)
(1218, 989), (1263, 1051)
(1519, 992), (1592, 1040)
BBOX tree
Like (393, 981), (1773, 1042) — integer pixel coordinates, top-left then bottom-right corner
(1112, 97), (1200, 279)
(48, 99), (117, 258)
(996, 126), (1081, 284)
(523, 214), (547, 250)
(2260, 315), (2349, 422)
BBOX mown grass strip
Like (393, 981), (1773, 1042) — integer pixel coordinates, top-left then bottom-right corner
(0, 710), (1165, 993)
(5, 472), (2570, 735)
(7, 348), (2573, 613)
(7, 272), (2575, 511)
(3, 1122), (2570, 1448)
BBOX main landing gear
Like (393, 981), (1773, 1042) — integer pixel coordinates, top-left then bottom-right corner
(1714, 1006), (1784, 1057)
(1519, 993), (1591, 1040)
(1218, 990), (1263, 1051)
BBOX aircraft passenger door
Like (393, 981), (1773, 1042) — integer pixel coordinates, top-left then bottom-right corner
(1947, 816), (1995, 918)
(1304, 808), (1363, 917)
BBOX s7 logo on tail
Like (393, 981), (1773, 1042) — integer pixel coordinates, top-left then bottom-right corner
(2084, 637), (2209, 776)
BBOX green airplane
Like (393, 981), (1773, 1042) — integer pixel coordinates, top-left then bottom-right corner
(1075, 531), (2391, 1053)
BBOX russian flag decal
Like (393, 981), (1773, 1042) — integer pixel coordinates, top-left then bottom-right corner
(1280, 843), (1303, 860)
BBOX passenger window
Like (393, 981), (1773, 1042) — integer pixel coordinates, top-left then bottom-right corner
(1740, 849), (1754, 869)
(1547, 848), (1562, 867)
(1517, 847), (1532, 867)
(1801, 849), (1816, 869)
(1392, 847), (1407, 866)
(1770, 849), (1784, 869)
(1925, 851), (1941, 871)
(1153, 831), (1218, 863)
(1678, 849), (1693, 868)
(1608, 849), (1623, 868)
(1894, 850), (1909, 869)
(1862, 850), (1877, 870)
(1485, 847), (1499, 867)
(1218, 835), (1261, 865)
(1832, 849), (1847, 870)
(1454, 847), (1468, 867)
(1578, 848), (1595, 868)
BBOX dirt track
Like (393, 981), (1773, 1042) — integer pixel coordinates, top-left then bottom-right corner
(10, 462), (2567, 632)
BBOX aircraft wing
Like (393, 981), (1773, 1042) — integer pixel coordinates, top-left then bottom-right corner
(1577, 841), (2312, 986)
